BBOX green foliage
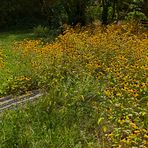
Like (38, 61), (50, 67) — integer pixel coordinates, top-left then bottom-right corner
(86, 5), (102, 23)
(126, 11), (147, 21)
(61, 0), (89, 26)
(0, 23), (147, 147)
(3, 76), (38, 95)
(0, 0), (43, 28)
(0, 0), (148, 29)
(0, 31), (36, 96)
(0, 71), (147, 147)
(0, 78), (100, 147)
(33, 25), (50, 38)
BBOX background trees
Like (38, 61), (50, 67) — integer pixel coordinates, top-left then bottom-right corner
(61, 0), (90, 26)
(0, 0), (147, 29)
(101, 0), (148, 24)
(142, 0), (148, 18)
(0, 0), (43, 28)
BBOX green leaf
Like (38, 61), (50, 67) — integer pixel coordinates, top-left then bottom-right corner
(97, 117), (104, 125)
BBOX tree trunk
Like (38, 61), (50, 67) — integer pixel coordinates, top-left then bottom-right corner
(112, 0), (116, 20)
(102, 0), (109, 24)
(62, 0), (87, 26)
(142, 0), (148, 18)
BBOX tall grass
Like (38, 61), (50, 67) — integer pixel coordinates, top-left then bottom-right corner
(0, 22), (148, 147)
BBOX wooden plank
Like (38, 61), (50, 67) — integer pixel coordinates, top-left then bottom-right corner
(0, 90), (43, 113)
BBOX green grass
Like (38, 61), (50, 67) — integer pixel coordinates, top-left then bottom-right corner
(0, 30), (36, 96)
(0, 28), (56, 96)
(0, 36), (110, 146)
(0, 30), (34, 47)
(0, 77), (101, 147)
(1, 72), (146, 147)
(0, 31), (101, 146)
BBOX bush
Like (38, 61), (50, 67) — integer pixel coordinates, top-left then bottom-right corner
(33, 25), (50, 38)
(126, 11), (147, 21)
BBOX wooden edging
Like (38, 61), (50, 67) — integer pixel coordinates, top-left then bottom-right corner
(0, 90), (43, 113)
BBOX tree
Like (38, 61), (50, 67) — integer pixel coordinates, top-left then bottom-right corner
(101, 0), (110, 24)
(61, 0), (89, 26)
(142, 0), (148, 18)
(100, 0), (148, 24)
(0, 0), (43, 28)
(39, 0), (62, 27)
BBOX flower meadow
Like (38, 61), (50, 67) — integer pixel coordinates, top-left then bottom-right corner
(0, 23), (148, 147)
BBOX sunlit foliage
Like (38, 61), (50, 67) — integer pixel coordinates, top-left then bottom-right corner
(1, 22), (148, 147)
(13, 22), (147, 100)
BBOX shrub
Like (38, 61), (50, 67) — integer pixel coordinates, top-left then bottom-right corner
(33, 25), (50, 38)
(126, 11), (147, 21)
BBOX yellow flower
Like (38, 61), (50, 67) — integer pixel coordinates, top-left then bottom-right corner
(144, 134), (148, 139)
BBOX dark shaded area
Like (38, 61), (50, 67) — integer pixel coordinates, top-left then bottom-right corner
(62, 0), (88, 26)
(0, 0), (147, 30)
(101, 0), (109, 25)
(0, 0), (47, 30)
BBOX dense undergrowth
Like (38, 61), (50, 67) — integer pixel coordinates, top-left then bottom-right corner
(0, 22), (148, 147)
